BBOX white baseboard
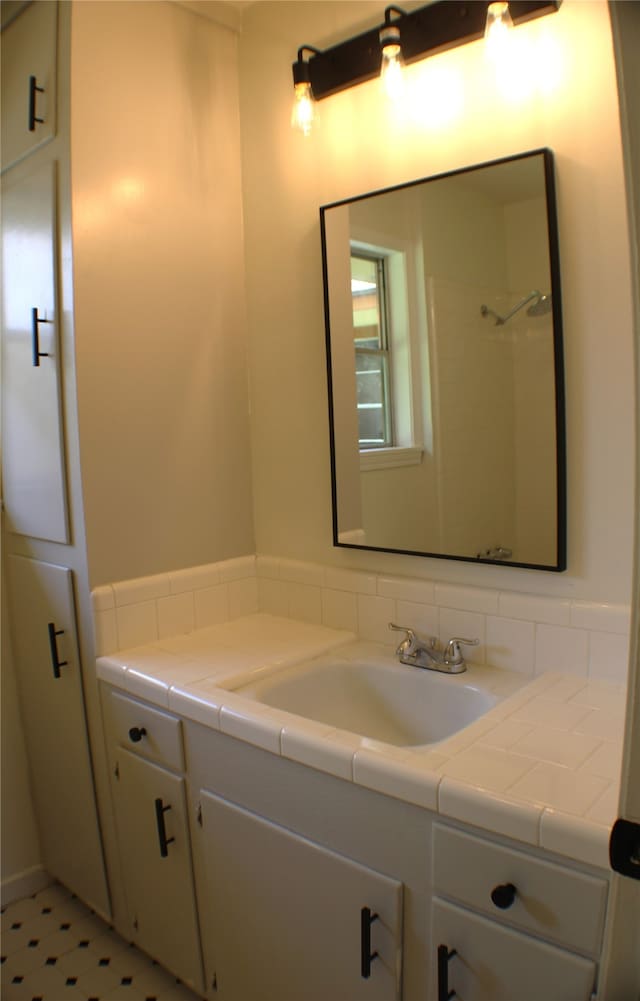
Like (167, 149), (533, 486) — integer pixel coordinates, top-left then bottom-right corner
(1, 865), (52, 907)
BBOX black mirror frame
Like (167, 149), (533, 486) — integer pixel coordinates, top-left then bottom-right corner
(320, 148), (567, 572)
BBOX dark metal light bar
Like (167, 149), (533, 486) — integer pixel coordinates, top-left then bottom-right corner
(293, 0), (561, 101)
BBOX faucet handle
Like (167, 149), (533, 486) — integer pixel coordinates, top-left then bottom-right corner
(389, 623), (437, 655)
(389, 623), (416, 654)
(444, 636), (479, 665)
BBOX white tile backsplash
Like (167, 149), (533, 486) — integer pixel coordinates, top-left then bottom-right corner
(435, 583), (499, 615)
(92, 555), (631, 692)
(115, 600), (158, 649)
(194, 583), (229, 629)
(287, 582), (322, 624)
(486, 616), (535, 674)
(588, 631), (630, 683)
(321, 587), (358, 633)
(357, 594), (396, 644)
(535, 624), (589, 676)
(377, 575), (436, 605)
(112, 574), (170, 607)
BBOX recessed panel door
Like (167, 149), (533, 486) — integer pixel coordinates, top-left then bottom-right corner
(7, 555), (109, 914)
(1, 0), (57, 171)
(110, 748), (204, 995)
(199, 789), (403, 1001)
(431, 898), (596, 1001)
(2, 160), (69, 542)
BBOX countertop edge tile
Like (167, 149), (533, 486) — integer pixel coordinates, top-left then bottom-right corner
(437, 776), (542, 847)
(124, 669), (171, 707)
(539, 808), (611, 870)
(96, 656), (128, 685)
(168, 685), (222, 729)
(353, 748), (440, 811)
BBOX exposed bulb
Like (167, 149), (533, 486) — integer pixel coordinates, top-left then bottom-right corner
(291, 81), (317, 136)
(379, 24), (405, 102)
(484, 1), (514, 58)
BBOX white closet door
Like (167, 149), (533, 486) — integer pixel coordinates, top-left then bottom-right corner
(7, 555), (109, 914)
(1, 160), (69, 542)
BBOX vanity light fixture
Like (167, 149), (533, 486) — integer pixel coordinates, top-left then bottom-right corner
(379, 6), (407, 102)
(291, 46), (321, 136)
(484, 1), (515, 56)
(291, 0), (560, 131)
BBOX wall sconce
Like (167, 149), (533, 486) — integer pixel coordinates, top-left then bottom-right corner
(379, 7), (406, 101)
(291, 0), (561, 133)
(291, 46), (321, 135)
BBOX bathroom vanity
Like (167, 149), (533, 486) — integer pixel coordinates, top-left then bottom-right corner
(97, 614), (620, 1001)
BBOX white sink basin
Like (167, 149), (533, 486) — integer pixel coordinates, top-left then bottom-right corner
(234, 654), (498, 748)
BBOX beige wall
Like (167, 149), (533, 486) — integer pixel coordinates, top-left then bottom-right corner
(71, 0), (255, 587)
(239, 0), (635, 603)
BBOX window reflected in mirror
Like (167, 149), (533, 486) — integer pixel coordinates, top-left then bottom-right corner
(321, 149), (566, 570)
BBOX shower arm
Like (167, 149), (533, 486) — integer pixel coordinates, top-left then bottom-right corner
(481, 290), (540, 326)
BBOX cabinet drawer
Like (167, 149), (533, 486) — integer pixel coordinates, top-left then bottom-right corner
(433, 823), (607, 956)
(106, 689), (184, 772)
(432, 898), (596, 1001)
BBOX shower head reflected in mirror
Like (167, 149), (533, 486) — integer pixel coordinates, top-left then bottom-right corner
(526, 292), (552, 316)
(481, 290), (552, 326)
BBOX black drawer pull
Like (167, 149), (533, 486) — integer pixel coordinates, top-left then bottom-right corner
(491, 882), (517, 909)
(437, 944), (457, 1001)
(128, 726), (147, 743)
(28, 75), (45, 131)
(360, 906), (379, 978)
(154, 798), (175, 858)
(47, 622), (67, 679)
(31, 308), (52, 367)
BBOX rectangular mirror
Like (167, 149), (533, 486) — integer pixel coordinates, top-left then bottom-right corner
(321, 149), (566, 570)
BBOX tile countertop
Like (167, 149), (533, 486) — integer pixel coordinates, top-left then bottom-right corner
(96, 613), (625, 872)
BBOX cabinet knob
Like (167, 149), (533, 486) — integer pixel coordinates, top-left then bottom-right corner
(490, 882), (517, 909)
(128, 726), (147, 743)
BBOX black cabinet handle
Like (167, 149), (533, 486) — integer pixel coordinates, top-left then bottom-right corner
(491, 882), (517, 909)
(31, 308), (52, 367)
(128, 726), (147, 743)
(28, 75), (45, 131)
(437, 944), (457, 1001)
(154, 798), (175, 858)
(360, 906), (379, 978)
(47, 622), (67, 679)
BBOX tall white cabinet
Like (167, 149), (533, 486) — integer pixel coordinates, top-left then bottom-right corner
(1, 0), (110, 915)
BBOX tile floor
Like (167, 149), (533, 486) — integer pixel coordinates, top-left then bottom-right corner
(1, 882), (204, 1001)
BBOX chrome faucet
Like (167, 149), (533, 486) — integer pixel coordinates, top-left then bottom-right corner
(389, 623), (479, 675)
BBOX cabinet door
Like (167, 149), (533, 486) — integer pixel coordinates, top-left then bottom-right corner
(432, 898), (596, 1001)
(199, 790), (403, 1001)
(1, 0), (57, 171)
(110, 748), (204, 995)
(7, 555), (109, 914)
(1, 160), (69, 542)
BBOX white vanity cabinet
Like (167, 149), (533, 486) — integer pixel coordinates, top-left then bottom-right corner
(430, 824), (608, 1001)
(102, 688), (205, 995)
(1, 0), (57, 171)
(198, 789), (403, 1001)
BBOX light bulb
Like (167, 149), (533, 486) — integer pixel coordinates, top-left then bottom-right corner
(484, 1), (514, 58)
(379, 24), (405, 102)
(291, 81), (317, 136)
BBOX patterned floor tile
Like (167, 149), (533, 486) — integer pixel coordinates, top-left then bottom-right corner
(1, 883), (204, 1001)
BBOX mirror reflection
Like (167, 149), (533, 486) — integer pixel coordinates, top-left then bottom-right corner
(321, 149), (565, 570)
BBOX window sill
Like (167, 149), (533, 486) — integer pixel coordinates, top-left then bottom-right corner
(359, 446), (423, 471)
